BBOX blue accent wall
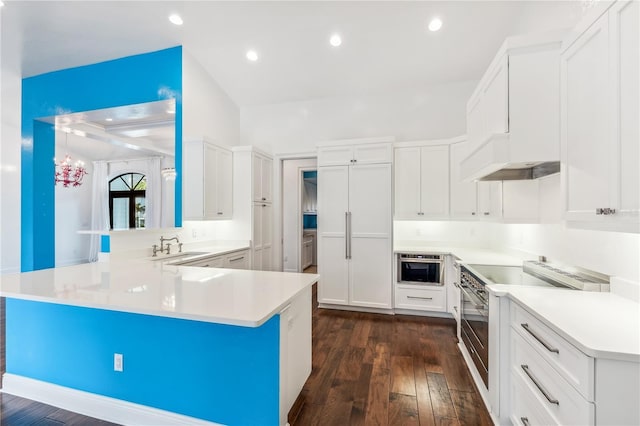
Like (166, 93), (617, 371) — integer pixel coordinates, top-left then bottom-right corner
(21, 46), (183, 272)
(303, 214), (317, 229)
(100, 235), (110, 253)
(6, 299), (280, 425)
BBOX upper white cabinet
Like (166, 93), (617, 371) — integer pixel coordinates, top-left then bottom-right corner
(252, 153), (273, 203)
(394, 143), (449, 219)
(561, 1), (640, 232)
(317, 138), (393, 166)
(561, 0), (639, 232)
(450, 139), (478, 219)
(462, 32), (565, 181)
(183, 139), (232, 220)
(477, 181), (503, 220)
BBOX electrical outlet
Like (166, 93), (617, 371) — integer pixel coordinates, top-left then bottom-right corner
(192, 229), (197, 238)
(114, 353), (123, 372)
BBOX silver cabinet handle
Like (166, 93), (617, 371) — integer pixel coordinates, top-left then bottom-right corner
(262, 197), (266, 201)
(483, 212), (490, 216)
(407, 296), (433, 300)
(521, 323), (559, 354)
(453, 306), (458, 312)
(521, 364), (559, 405)
(228, 256), (244, 262)
(347, 212), (352, 259)
(596, 207), (616, 215)
(453, 281), (460, 288)
(520, 417), (530, 426)
(217, 212), (223, 215)
(471, 212), (476, 215)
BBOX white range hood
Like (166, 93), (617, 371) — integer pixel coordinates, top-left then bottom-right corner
(461, 133), (560, 182)
(461, 31), (566, 182)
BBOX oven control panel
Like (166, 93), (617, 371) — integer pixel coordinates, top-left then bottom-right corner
(460, 267), (488, 302)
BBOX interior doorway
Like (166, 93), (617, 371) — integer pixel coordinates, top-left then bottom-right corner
(281, 158), (317, 273)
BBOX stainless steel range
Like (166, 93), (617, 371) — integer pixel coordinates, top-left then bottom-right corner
(458, 260), (609, 388)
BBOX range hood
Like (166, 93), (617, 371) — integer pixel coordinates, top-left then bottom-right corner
(460, 133), (560, 182)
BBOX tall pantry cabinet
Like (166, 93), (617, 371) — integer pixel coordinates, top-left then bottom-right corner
(317, 139), (393, 310)
(233, 147), (274, 270)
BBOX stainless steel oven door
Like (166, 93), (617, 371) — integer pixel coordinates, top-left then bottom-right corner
(397, 254), (444, 285)
(460, 285), (489, 387)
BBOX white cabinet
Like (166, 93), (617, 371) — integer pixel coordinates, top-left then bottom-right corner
(178, 249), (250, 269)
(317, 140), (392, 166)
(232, 147), (274, 271)
(224, 249), (250, 269)
(183, 140), (233, 220)
(446, 257), (461, 332)
(318, 142), (392, 311)
(252, 153), (273, 203)
(279, 286), (312, 426)
(450, 139), (478, 219)
(252, 202), (272, 271)
(302, 235), (313, 270)
(477, 181), (503, 220)
(395, 286), (446, 312)
(394, 144), (449, 219)
(561, 0), (639, 232)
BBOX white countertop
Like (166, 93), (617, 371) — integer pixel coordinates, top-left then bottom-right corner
(0, 260), (319, 328)
(488, 284), (640, 362)
(394, 244), (529, 266)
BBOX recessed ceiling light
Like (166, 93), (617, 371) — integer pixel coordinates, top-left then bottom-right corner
(169, 14), (183, 26)
(0, 1), (5, 7)
(246, 50), (259, 62)
(330, 34), (342, 47)
(105, 118), (113, 122)
(428, 17), (443, 32)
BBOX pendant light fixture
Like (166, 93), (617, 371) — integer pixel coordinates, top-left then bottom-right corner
(54, 130), (88, 187)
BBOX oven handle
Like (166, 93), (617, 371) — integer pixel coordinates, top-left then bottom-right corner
(398, 258), (443, 264)
(462, 317), (486, 350)
(460, 286), (488, 314)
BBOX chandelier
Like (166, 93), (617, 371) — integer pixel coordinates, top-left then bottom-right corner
(54, 131), (88, 187)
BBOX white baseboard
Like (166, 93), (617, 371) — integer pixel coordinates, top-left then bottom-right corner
(1, 374), (222, 426)
(393, 309), (454, 319)
(318, 303), (394, 315)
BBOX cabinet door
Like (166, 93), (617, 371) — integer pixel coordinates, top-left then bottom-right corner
(252, 203), (263, 270)
(353, 143), (393, 164)
(483, 55), (510, 135)
(450, 141), (478, 219)
(225, 250), (249, 269)
(317, 145), (354, 166)
(394, 147), (421, 219)
(262, 203), (273, 271)
(317, 166), (349, 305)
(477, 181), (502, 220)
(349, 164), (392, 309)
(610, 0), (639, 221)
(261, 156), (273, 203)
(562, 14), (610, 221)
(182, 141), (204, 220)
(215, 148), (232, 219)
(203, 143), (218, 219)
(420, 145), (450, 217)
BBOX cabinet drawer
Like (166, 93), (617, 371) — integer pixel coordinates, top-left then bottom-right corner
(224, 250), (249, 269)
(510, 365), (559, 426)
(510, 302), (593, 400)
(182, 256), (224, 268)
(511, 330), (595, 426)
(395, 286), (446, 312)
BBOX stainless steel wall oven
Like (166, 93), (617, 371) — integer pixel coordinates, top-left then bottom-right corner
(397, 254), (444, 285)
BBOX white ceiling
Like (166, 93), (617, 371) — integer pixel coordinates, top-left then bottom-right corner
(4, 1), (582, 107)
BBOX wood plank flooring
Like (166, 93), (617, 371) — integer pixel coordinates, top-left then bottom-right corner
(0, 393), (118, 425)
(289, 284), (493, 426)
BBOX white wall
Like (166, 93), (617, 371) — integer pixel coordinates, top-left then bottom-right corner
(240, 80), (476, 154)
(54, 147), (93, 267)
(0, 9), (22, 273)
(510, 1), (586, 35)
(282, 158), (316, 272)
(182, 48), (241, 147)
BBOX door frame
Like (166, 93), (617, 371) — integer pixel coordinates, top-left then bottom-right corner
(298, 166), (318, 272)
(276, 153), (317, 273)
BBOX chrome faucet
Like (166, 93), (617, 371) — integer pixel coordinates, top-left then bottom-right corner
(159, 236), (181, 255)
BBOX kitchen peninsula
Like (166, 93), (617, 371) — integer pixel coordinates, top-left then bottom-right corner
(0, 260), (318, 426)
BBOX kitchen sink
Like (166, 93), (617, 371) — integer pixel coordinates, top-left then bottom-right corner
(151, 251), (210, 261)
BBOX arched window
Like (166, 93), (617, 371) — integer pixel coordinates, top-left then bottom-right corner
(109, 173), (146, 230)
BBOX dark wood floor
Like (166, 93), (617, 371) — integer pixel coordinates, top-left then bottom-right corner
(0, 393), (118, 425)
(289, 284), (493, 426)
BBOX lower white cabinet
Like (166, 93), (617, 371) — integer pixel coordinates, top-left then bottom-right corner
(178, 249), (250, 269)
(302, 235), (313, 270)
(395, 286), (446, 312)
(279, 286), (312, 425)
(253, 203), (273, 270)
(493, 298), (640, 426)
